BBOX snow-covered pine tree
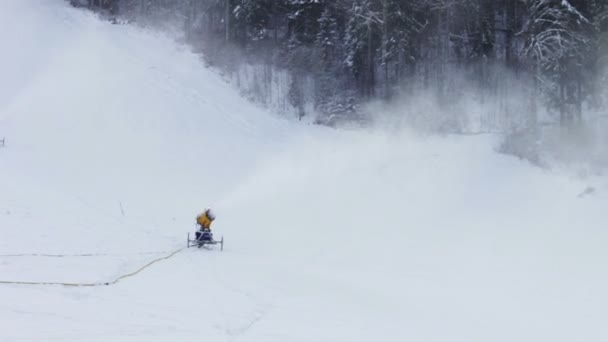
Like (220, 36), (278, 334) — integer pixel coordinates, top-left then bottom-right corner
(314, 6), (343, 115)
(589, 0), (608, 105)
(521, 0), (592, 125)
(343, 0), (381, 98)
(377, 0), (426, 97)
(233, 0), (273, 43)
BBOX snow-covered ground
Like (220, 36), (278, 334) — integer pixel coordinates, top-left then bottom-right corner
(1, 1), (608, 341)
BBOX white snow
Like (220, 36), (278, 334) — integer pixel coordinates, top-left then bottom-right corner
(1, 1), (608, 341)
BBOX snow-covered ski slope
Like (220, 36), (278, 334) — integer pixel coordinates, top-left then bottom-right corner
(1, 1), (608, 341)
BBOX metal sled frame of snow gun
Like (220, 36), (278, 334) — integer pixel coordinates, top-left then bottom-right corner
(187, 232), (224, 251)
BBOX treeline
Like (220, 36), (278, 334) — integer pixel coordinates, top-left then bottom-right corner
(73, 0), (607, 129)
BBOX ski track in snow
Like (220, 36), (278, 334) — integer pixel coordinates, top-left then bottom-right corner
(1, 1), (608, 341)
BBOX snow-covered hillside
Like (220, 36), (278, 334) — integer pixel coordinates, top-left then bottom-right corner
(1, 1), (607, 341)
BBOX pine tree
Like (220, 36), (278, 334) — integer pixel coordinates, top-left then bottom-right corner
(521, 0), (592, 125)
(589, 0), (608, 105)
(234, 0), (273, 42)
(377, 0), (425, 97)
(314, 6), (342, 114)
(343, 0), (381, 97)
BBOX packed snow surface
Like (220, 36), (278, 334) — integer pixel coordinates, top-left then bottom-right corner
(1, 1), (607, 341)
